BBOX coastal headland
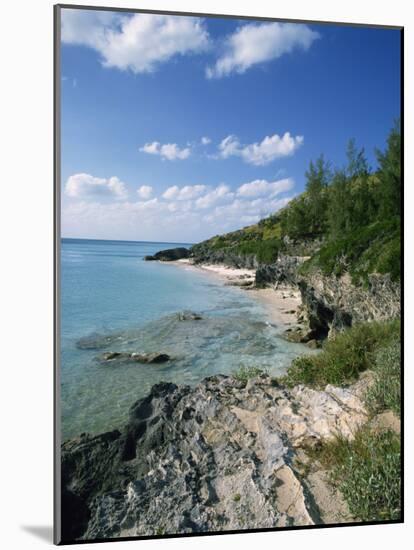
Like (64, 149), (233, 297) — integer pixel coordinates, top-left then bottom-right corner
(61, 125), (401, 541)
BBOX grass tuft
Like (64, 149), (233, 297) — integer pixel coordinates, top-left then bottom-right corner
(365, 342), (401, 416)
(232, 365), (267, 383)
(309, 427), (401, 522)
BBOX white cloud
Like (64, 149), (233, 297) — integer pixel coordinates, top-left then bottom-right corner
(204, 196), (292, 228)
(61, 10), (210, 74)
(162, 184), (207, 200)
(140, 141), (191, 161)
(162, 185), (179, 200)
(62, 173), (296, 242)
(206, 22), (319, 78)
(201, 136), (211, 145)
(237, 177), (294, 198)
(65, 173), (128, 200)
(136, 185), (153, 199)
(195, 184), (233, 209)
(218, 132), (303, 165)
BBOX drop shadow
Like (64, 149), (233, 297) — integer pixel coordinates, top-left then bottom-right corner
(21, 525), (54, 543)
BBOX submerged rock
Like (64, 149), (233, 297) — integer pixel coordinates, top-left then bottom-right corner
(99, 351), (171, 364)
(144, 247), (190, 261)
(61, 374), (368, 541)
(177, 311), (203, 321)
(76, 333), (125, 350)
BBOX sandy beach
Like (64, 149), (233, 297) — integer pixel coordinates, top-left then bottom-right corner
(166, 259), (301, 327)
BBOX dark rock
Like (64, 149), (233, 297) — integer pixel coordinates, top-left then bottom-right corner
(306, 339), (321, 349)
(99, 352), (171, 364)
(144, 248), (190, 262)
(76, 333), (125, 350)
(255, 256), (304, 288)
(283, 328), (312, 344)
(177, 311), (203, 321)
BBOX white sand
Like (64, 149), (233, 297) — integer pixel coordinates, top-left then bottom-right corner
(165, 260), (301, 327)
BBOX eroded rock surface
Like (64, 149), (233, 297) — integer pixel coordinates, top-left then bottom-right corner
(61, 374), (368, 541)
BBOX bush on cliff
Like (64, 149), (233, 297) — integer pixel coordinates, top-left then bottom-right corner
(299, 217), (400, 284)
(282, 320), (400, 388)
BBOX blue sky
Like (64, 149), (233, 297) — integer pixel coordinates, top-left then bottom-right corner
(60, 8), (401, 242)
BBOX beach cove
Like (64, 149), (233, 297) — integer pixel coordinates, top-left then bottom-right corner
(60, 239), (308, 440)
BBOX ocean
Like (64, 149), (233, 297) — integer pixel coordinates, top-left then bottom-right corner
(60, 238), (306, 440)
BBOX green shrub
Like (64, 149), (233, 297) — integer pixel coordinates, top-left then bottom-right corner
(282, 320), (400, 388)
(366, 342), (401, 416)
(235, 239), (280, 264)
(300, 218), (401, 283)
(232, 365), (266, 383)
(312, 428), (401, 521)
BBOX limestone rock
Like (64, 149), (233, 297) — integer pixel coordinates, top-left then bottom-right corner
(61, 374), (368, 541)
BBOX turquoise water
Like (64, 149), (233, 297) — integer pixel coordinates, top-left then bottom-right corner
(60, 238), (306, 440)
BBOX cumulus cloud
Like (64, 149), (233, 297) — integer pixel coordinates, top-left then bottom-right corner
(65, 173), (128, 200)
(62, 173), (296, 241)
(162, 184), (207, 200)
(140, 141), (191, 161)
(195, 184), (233, 209)
(136, 185), (153, 199)
(218, 132), (303, 165)
(206, 22), (319, 78)
(201, 136), (211, 145)
(237, 177), (294, 198)
(61, 10), (210, 74)
(206, 196), (291, 227)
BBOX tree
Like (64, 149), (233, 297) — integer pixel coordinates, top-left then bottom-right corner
(305, 154), (331, 234)
(280, 196), (311, 239)
(327, 169), (352, 238)
(346, 138), (370, 179)
(376, 120), (401, 218)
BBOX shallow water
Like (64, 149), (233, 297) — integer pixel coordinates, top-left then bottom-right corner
(60, 238), (307, 440)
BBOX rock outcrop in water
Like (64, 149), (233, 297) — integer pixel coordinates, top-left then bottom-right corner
(61, 374), (369, 541)
(177, 311), (203, 321)
(144, 247), (190, 261)
(99, 351), (171, 364)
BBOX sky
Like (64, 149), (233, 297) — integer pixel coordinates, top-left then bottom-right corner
(60, 8), (401, 243)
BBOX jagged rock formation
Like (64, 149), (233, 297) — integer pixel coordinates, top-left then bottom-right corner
(298, 272), (400, 339)
(61, 374), (368, 541)
(144, 247), (190, 261)
(255, 256), (307, 289)
(193, 248), (260, 269)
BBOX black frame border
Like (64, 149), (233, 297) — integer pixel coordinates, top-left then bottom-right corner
(53, 3), (404, 545)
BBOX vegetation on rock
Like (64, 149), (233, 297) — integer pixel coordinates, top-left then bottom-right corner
(309, 427), (401, 522)
(282, 319), (400, 388)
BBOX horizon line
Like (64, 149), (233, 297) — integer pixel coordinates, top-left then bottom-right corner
(61, 236), (197, 245)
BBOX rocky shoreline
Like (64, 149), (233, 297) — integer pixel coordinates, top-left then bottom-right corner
(151, 247), (400, 343)
(62, 372), (372, 540)
(61, 246), (400, 541)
